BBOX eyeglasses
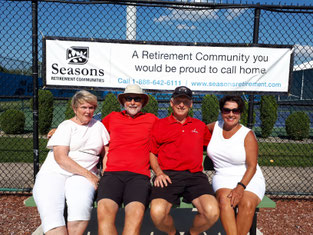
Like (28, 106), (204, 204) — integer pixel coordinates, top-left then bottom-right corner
(221, 108), (241, 115)
(125, 96), (142, 102)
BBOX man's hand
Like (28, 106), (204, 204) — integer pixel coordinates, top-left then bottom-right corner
(154, 173), (172, 188)
(47, 128), (57, 139)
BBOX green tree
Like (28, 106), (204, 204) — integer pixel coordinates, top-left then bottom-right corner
(0, 66), (8, 73)
(65, 99), (75, 120)
(285, 111), (310, 140)
(260, 95), (278, 138)
(240, 101), (256, 127)
(30, 90), (54, 135)
(142, 94), (158, 116)
(201, 94), (219, 124)
(0, 109), (25, 134)
(101, 93), (121, 118)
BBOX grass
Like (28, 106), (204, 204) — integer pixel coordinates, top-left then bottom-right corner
(258, 155), (313, 167)
(0, 100), (31, 112)
(258, 142), (313, 167)
(1, 99), (312, 167)
(259, 142), (313, 156)
(0, 137), (48, 163)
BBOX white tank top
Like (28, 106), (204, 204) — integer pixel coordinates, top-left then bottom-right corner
(207, 121), (262, 176)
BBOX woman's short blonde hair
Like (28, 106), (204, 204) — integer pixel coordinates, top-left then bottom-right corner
(71, 90), (98, 109)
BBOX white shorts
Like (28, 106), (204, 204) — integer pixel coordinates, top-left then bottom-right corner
(32, 172), (95, 233)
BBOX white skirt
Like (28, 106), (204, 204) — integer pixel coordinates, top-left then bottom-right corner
(212, 166), (266, 200)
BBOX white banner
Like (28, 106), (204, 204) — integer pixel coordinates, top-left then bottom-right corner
(44, 38), (293, 93)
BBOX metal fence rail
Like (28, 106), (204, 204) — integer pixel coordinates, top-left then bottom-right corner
(0, 0), (312, 197)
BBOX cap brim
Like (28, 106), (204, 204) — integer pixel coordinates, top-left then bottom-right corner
(171, 94), (192, 100)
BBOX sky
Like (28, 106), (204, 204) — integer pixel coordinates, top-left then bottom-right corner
(0, 0), (312, 100)
(1, 0), (312, 69)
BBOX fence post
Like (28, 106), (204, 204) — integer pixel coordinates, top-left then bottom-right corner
(126, 4), (137, 40)
(32, 0), (39, 181)
(247, 6), (261, 129)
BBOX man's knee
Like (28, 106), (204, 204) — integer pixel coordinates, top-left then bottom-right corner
(207, 204), (220, 223)
(150, 200), (170, 224)
(97, 199), (118, 221)
(198, 195), (220, 222)
(125, 201), (145, 221)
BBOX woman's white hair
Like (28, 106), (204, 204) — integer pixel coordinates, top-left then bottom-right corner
(71, 90), (98, 109)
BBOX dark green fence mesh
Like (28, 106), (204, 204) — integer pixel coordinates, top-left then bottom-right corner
(0, 0), (312, 197)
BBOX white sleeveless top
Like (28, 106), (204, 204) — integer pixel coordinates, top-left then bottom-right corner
(207, 121), (265, 199)
(39, 119), (110, 176)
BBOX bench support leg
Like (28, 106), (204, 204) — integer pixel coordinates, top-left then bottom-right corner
(249, 208), (259, 235)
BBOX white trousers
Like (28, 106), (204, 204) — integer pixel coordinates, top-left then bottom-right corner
(32, 172), (95, 233)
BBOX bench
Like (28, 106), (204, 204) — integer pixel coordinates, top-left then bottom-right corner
(25, 195), (275, 234)
(178, 195), (276, 235)
(245, 195), (276, 235)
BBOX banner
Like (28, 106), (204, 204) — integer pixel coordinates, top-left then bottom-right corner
(44, 37), (293, 93)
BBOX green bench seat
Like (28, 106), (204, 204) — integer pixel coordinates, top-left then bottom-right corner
(24, 195), (275, 235)
(24, 196), (98, 207)
(257, 195), (276, 208)
(24, 196), (36, 207)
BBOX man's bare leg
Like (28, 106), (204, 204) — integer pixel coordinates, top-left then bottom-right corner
(150, 198), (177, 235)
(97, 199), (119, 235)
(188, 194), (219, 235)
(123, 201), (146, 235)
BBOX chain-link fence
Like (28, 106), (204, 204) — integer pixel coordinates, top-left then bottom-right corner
(0, 0), (312, 197)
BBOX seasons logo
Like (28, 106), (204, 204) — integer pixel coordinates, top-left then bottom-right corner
(51, 46), (104, 76)
(66, 47), (89, 65)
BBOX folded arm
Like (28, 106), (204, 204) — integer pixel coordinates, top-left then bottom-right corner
(53, 145), (99, 189)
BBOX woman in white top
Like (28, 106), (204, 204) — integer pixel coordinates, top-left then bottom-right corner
(206, 95), (265, 235)
(33, 90), (110, 235)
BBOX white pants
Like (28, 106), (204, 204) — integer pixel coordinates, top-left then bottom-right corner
(32, 172), (95, 233)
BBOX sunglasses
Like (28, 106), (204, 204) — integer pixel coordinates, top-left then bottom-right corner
(221, 108), (241, 115)
(125, 96), (142, 102)
(172, 99), (191, 106)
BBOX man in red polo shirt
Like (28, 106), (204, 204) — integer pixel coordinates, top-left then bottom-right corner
(149, 86), (219, 235)
(97, 84), (158, 235)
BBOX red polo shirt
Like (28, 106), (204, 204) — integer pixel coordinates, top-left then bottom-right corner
(151, 114), (211, 173)
(102, 111), (158, 177)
